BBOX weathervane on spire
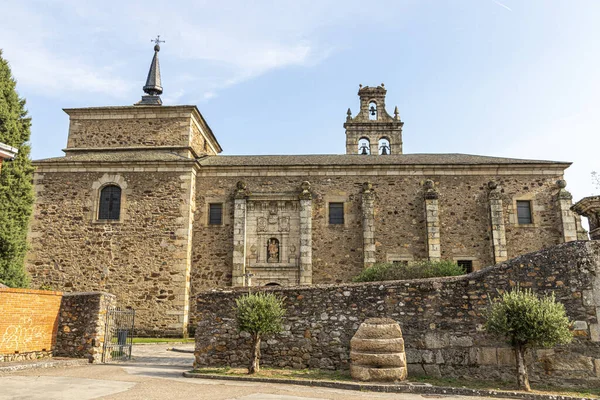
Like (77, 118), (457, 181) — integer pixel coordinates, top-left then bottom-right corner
(151, 35), (165, 51)
(136, 35), (164, 106)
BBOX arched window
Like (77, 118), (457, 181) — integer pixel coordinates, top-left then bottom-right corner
(98, 185), (121, 220)
(358, 138), (371, 155)
(368, 101), (377, 120)
(379, 138), (391, 155)
(267, 238), (280, 263)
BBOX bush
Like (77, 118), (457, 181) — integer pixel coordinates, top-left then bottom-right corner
(485, 288), (573, 391)
(235, 292), (286, 374)
(352, 260), (465, 282)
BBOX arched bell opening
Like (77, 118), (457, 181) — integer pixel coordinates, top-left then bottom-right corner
(368, 101), (377, 121)
(358, 137), (371, 155)
(378, 137), (391, 155)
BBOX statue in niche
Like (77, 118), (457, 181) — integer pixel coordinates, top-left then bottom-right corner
(267, 238), (280, 263)
(257, 217), (267, 232)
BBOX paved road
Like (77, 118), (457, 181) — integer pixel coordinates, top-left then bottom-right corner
(0, 344), (512, 400)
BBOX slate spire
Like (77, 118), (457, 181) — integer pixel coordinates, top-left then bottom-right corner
(136, 36), (164, 106)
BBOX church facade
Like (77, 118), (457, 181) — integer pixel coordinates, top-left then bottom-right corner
(26, 46), (585, 336)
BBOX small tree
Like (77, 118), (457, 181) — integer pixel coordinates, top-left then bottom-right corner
(485, 288), (573, 391)
(235, 292), (285, 374)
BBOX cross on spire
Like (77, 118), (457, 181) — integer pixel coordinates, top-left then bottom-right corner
(152, 35), (165, 46)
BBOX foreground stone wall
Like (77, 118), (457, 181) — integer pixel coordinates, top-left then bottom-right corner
(54, 292), (116, 363)
(0, 288), (63, 362)
(194, 241), (600, 385)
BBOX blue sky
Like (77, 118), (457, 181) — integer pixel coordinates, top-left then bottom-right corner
(2, 0), (599, 203)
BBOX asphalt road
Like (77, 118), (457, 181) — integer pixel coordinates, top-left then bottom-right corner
(0, 344), (513, 400)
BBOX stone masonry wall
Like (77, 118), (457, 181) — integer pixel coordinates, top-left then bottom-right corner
(191, 173), (566, 297)
(54, 292), (116, 363)
(194, 241), (600, 385)
(28, 167), (196, 337)
(0, 288), (62, 362)
(65, 107), (193, 152)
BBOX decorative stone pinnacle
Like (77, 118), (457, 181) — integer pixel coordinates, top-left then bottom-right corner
(556, 179), (567, 189)
(394, 106), (400, 120)
(346, 108), (352, 122)
(299, 181), (312, 200)
(423, 179), (439, 200)
(234, 180), (249, 199)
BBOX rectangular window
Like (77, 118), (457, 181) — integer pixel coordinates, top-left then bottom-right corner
(329, 202), (344, 225)
(516, 200), (532, 224)
(208, 203), (223, 225)
(457, 260), (473, 274)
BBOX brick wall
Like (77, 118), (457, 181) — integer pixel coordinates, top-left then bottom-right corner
(194, 241), (600, 386)
(0, 288), (63, 361)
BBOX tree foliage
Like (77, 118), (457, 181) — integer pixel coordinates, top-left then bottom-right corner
(0, 49), (34, 288)
(485, 288), (573, 391)
(235, 292), (285, 373)
(353, 260), (465, 282)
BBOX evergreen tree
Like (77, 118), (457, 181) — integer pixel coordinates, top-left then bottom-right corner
(0, 49), (34, 288)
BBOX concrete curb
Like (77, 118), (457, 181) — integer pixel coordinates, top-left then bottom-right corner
(0, 358), (89, 373)
(182, 372), (593, 400)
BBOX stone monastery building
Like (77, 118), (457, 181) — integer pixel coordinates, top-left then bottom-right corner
(27, 44), (585, 336)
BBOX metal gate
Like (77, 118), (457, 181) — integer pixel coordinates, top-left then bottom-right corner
(102, 307), (135, 362)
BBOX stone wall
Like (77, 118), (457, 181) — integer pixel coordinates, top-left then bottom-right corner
(0, 288), (63, 362)
(28, 168), (196, 337)
(191, 172), (569, 295)
(54, 292), (116, 363)
(194, 241), (600, 385)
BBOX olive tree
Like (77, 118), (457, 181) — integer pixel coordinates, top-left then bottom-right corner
(235, 292), (285, 374)
(485, 288), (573, 391)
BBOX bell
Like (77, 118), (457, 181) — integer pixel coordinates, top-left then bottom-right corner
(381, 145), (389, 155)
(369, 105), (376, 116)
(360, 144), (370, 155)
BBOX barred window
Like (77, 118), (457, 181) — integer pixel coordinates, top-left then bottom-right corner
(516, 200), (532, 224)
(329, 202), (344, 225)
(98, 185), (121, 220)
(457, 260), (473, 274)
(209, 203), (223, 225)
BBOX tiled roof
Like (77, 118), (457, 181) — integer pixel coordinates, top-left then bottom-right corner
(197, 153), (570, 167)
(34, 151), (191, 163)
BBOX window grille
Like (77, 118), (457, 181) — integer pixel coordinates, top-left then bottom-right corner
(209, 203), (223, 225)
(98, 185), (121, 220)
(329, 203), (344, 225)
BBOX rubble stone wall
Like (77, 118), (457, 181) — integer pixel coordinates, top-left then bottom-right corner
(0, 288), (63, 362)
(191, 172), (566, 295)
(28, 168), (195, 337)
(54, 292), (116, 363)
(194, 241), (600, 385)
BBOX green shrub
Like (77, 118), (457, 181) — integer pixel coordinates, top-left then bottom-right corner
(235, 292), (286, 374)
(485, 288), (573, 391)
(352, 260), (465, 282)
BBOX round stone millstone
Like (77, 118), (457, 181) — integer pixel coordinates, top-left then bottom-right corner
(350, 318), (407, 382)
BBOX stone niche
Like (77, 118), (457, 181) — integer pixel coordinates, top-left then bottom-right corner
(245, 195), (301, 286)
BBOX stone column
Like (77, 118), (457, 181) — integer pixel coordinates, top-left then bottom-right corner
(232, 181), (249, 287)
(362, 182), (376, 268)
(572, 195), (600, 240)
(488, 182), (508, 264)
(423, 180), (440, 261)
(299, 181), (313, 285)
(556, 180), (578, 243)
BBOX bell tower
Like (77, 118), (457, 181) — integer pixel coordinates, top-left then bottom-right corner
(344, 84), (404, 155)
